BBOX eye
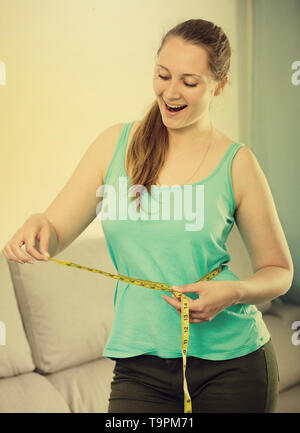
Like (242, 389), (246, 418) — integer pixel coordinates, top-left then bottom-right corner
(184, 82), (197, 88)
(158, 74), (197, 88)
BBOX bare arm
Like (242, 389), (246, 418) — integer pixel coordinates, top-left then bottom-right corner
(2, 122), (125, 264)
(163, 146), (294, 321)
(232, 146), (294, 304)
(42, 123), (123, 256)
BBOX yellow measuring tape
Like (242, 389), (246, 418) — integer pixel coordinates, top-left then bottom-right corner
(46, 255), (223, 413)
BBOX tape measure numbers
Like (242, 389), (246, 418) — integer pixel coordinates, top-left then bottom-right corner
(47, 256), (223, 413)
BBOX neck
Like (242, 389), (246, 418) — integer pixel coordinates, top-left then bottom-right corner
(167, 117), (213, 151)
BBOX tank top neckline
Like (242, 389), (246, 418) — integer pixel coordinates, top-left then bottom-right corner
(122, 122), (238, 188)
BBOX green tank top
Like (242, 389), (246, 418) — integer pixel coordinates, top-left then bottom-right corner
(101, 121), (270, 360)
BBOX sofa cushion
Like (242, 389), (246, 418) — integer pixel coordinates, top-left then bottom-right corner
(0, 372), (70, 412)
(0, 253), (35, 378)
(256, 301), (272, 313)
(46, 356), (115, 413)
(8, 235), (116, 374)
(263, 302), (300, 392)
(276, 383), (300, 413)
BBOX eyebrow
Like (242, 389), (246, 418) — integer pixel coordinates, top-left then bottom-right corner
(156, 64), (202, 78)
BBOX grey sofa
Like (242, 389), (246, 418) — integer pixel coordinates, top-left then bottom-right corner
(0, 228), (299, 412)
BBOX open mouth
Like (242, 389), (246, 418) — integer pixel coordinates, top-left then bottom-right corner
(164, 101), (188, 113)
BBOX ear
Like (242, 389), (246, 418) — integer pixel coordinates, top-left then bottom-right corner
(214, 75), (229, 96)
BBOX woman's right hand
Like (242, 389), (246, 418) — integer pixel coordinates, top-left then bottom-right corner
(1, 213), (52, 264)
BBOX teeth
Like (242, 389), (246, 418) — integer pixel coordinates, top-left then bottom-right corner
(165, 102), (186, 108)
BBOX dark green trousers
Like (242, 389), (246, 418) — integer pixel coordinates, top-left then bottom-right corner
(108, 338), (279, 413)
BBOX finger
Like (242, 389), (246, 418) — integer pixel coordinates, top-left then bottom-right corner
(192, 314), (213, 323)
(1, 245), (24, 264)
(7, 243), (34, 264)
(37, 226), (51, 259)
(24, 231), (49, 260)
(171, 284), (199, 294)
(190, 318), (204, 323)
(172, 293), (201, 312)
(172, 281), (211, 294)
(189, 313), (208, 323)
(161, 294), (181, 309)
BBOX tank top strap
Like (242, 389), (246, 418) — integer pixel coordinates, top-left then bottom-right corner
(225, 142), (246, 176)
(228, 142), (245, 159)
(208, 141), (245, 187)
(118, 122), (134, 172)
(223, 141), (245, 215)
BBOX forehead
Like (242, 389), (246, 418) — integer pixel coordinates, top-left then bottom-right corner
(157, 37), (209, 73)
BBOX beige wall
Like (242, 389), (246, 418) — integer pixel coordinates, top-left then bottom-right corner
(0, 0), (249, 247)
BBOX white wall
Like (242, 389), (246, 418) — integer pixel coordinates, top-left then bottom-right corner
(0, 0), (249, 247)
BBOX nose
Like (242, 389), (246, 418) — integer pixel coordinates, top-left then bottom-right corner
(163, 79), (182, 101)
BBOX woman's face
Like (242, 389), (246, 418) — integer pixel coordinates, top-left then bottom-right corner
(153, 37), (220, 129)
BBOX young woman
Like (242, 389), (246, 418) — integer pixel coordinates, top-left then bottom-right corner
(2, 19), (293, 413)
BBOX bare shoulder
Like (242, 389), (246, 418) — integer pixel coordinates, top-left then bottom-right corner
(100, 122), (124, 149)
(232, 145), (261, 174)
(231, 144), (264, 210)
(90, 123), (122, 185)
(129, 120), (142, 137)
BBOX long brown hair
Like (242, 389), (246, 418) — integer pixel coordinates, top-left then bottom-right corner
(125, 19), (231, 214)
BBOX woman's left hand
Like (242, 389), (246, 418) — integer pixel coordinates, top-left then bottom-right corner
(161, 280), (242, 323)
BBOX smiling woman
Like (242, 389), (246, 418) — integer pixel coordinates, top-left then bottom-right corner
(2, 16), (291, 415)
(125, 28), (230, 211)
(100, 18), (290, 414)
